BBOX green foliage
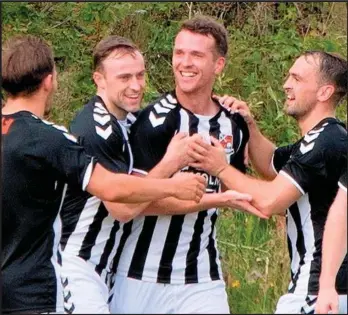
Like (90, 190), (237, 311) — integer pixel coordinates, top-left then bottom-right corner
(2, 2), (347, 313)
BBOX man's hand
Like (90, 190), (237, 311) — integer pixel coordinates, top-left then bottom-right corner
(213, 94), (255, 128)
(219, 190), (269, 219)
(170, 172), (207, 203)
(163, 132), (202, 171)
(187, 135), (229, 177)
(315, 287), (339, 314)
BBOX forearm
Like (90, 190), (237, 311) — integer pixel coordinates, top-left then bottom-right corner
(319, 190), (347, 288)
(143, 193), (224, 215)
(248, 123), (277, 180)
(87, 164), (176, 203)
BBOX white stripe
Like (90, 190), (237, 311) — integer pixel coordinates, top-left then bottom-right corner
(293, 194), (315, 294)
(160, 99), (176, 109)
(142, 216), (172, 278)
(118, 121), (134, 173)
(82, 158), (95, 191)
(237, 129), (243, 152)
(287, 210), (300, 283)
(170, 212), (199, 282)
(90, 214), (115, 266)
(279, 170), (305, 195)
(93, 107), (108, 115)
(179, 109), (190, 134)
(115, 217), (146, 277)
(51, 183), (67, 312)
(339, 181), (347, 192)
(63, 196), (102, 255)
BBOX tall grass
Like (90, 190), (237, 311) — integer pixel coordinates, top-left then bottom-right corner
(2, 2), (347, 313)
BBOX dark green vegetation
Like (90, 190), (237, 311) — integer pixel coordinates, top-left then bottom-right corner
(2, 2), (347, 313)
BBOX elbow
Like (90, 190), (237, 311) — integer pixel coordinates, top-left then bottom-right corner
(257, 199), (277, 218)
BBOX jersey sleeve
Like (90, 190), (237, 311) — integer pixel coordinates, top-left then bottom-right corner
(36, 123), (97, 191)
(279, 134), (338, 195)
(229, 112), (250, 173)
(130, 106), (177, 174)
(272, 143), (294, 173)
(339, 166), (347, 192)
(70, 113), (128, 174)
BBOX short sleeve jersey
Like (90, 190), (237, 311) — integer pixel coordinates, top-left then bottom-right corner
(113, 91), (249, 285)
(272, 117), (347, 295)
(2, 111), (96, 313)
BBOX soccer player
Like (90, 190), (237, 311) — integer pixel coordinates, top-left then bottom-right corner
(188, 51), (347, 313)
(1, 35), (207, 314)
(315, 167), (347, 314)
(59, 35), (259, 314)
(109, 16), (257, 314)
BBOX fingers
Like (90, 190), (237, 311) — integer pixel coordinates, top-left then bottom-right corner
(224, 190), (252, 201)
(172, 132), (188, 141)
(189, 141), (208, 155)
(233, 201), (269, 219)
(187, 150), (205, 162)
(210, 136), (223, 148)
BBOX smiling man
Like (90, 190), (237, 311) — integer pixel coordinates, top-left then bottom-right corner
(187, 51), (348, 313)
(108, 16), (258, 314)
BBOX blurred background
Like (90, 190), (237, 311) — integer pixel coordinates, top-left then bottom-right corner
(2, 2), (347, 313)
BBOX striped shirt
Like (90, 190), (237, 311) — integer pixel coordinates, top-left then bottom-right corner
(272, 117), (347, 295)
(59, 96), (135, 284)
(113, 91), (249, 284)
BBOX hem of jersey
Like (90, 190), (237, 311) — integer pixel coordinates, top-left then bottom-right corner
(338, 181), (347, 193)
(2, 306), (64, 314)
(116, 269), (221, 284)
(131, 168), (148, 176)
(279, 170), (305, 195)
(271, 150), (278, 175)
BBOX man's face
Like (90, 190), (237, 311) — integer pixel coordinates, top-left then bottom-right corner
(95, 50), (146, 116)
(172, 30), (225, 95)
(283, 55), (322, 119)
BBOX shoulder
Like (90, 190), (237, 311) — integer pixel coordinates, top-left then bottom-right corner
(71, 96), (119, 142)
(133, 91), (179, 130)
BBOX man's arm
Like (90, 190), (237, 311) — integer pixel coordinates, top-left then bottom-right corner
(214, 95), (277, 180)
(187, 135), (302, 217)
(315, 183), (347, 314)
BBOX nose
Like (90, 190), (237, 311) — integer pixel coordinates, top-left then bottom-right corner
(283, 77), (291, 91)
(181, 53), (193, 67)
(129, 76), (142, 91)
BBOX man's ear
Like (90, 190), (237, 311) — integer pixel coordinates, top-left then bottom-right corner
(317, 84), (335, 103)
(42, 74), (53, 92)
(93, 71), (105, 90)
(214, 56), (225, 75)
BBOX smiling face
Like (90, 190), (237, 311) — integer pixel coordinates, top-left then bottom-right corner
(172, 30), (225, 96)
(93, 49), (145, 118)
(283, 55), (323, 119)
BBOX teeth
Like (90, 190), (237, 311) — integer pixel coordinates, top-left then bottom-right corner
(181, 72), (196, 77)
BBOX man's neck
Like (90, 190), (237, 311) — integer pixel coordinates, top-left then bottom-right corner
(175, 87), (219, 116)
(2, 95), (45, 118)
(96, 92), (127, 120)
(298, 103), (336, 136)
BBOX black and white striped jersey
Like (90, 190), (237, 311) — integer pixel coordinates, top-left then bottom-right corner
(2, 111), (96, 313)
(113, 91), (249, 284)
(272, 117), (347, 295)
(59, 96), (135, 284)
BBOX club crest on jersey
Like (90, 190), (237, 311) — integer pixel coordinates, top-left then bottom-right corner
(219, 134), (234, 155)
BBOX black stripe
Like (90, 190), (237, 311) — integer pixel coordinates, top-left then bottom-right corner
(185, 211), (208, 283)
(157, 215), (185, 282)
(288, 203), (307, 293)
(111, 220), (133, 273)
(78, 202), (108, 260)
(95, 220), (121, 275)
(60, 188), (91, 251)
(207, 212), (220, 280)
(128, 217), (158, 279)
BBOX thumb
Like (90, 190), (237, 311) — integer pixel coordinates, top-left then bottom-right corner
(173, 132), (188, 140)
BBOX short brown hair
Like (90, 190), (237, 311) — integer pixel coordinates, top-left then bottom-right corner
(303, 51), (347, 105)
(93, 35), (140, 72)
(2, 35), (55, 97)
(178, 15), (228, 57)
